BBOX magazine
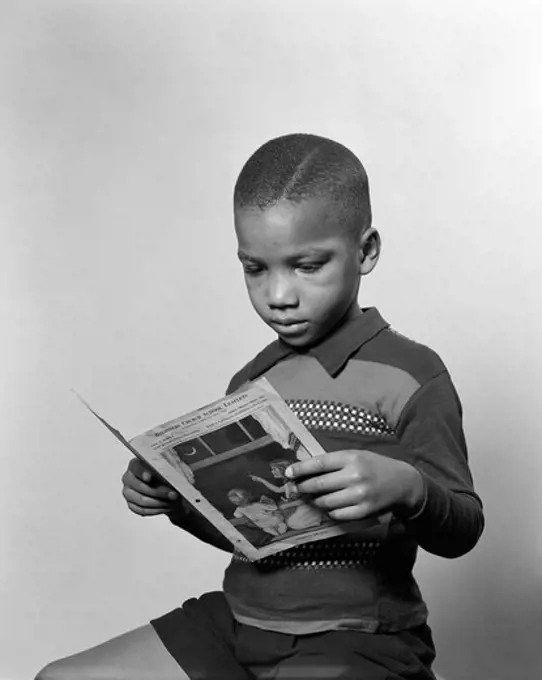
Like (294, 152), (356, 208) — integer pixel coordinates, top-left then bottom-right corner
(78, 378), (390, 561)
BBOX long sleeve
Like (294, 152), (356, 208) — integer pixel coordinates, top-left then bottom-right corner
(395, 370), (484, 558)
(167, 503), (234, 553)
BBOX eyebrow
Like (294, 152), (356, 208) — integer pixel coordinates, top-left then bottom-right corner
(237, 248), (332, 262)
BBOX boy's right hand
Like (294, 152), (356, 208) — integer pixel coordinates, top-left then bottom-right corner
(122, 458), (180, 517)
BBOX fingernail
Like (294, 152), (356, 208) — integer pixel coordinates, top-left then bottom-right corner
(168, 491), (178, 500)
(285, 467), (293, 478)
(143, 472), (151, 482)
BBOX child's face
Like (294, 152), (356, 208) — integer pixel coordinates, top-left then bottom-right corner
(235, 197), (372, 348)
(271, 466), (283, 479)
(228, 489), (248, 505)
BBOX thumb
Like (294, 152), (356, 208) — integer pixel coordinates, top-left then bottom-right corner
(131, 457), (155, 483)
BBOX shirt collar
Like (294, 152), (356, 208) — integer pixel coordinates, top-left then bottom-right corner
(247, 307), (389, 380)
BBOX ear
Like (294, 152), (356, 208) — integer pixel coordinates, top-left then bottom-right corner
(358, 228), (381, 276)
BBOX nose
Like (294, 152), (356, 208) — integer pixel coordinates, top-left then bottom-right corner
(267, 271), (298, 308)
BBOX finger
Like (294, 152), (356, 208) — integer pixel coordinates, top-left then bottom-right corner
(327, 504), (374, 522)
(295, 470), (351, 496)
(123, 470), (178, 501)
(286, 451), (347, 480)
(310, 487), (369, 512)
(128, 457), (156, 484)
(123, 487), (174, 509)
(126, 502), (167, 517)
(123, 475), (176, 501)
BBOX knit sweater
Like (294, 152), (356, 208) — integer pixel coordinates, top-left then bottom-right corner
(219, 308), (484, 634)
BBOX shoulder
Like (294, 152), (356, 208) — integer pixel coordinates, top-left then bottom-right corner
(344, 324), (451, 429)
(226, 339), (282, 394)
(226, 361), (254, 395)
(357, 324), (447, 386)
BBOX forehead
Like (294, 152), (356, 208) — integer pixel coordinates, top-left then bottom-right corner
(234, 198), (347, 253)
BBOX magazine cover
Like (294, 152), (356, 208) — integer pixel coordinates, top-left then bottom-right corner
(79, 378), (390, 561)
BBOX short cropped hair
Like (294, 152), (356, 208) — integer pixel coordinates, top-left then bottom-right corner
(234, 133), (371, 238)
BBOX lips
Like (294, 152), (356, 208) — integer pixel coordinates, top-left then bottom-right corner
(270, 319), (309, 335)
(271, 318), (305, 326)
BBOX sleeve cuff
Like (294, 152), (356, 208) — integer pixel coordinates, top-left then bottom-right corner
(406, 470), (429, 520)
(404, 472), (452, 527)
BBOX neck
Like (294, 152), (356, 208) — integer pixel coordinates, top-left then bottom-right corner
(343, 300), (363, 322)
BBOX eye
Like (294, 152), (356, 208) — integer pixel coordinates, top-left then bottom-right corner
(242, 263), (265, 275)
(297, 262), (324, 273)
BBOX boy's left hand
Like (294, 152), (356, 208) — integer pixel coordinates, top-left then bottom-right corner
(285, 450), (424, 521)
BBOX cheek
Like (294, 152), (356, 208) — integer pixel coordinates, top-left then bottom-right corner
(245, 280), (265, 309)
(305, 271), (349, 300)
(328, 258), (359, 292)
(306, 268), (358, 310)
(243, 275), (260, 296)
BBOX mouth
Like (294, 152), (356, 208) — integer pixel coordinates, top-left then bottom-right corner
(270, 319), (309, 335)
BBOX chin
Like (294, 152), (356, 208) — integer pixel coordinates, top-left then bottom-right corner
(280, 336), (307, 348)
(279, 331), (319, 349)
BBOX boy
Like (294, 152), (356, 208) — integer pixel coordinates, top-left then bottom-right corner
(37, 134), (484, 679)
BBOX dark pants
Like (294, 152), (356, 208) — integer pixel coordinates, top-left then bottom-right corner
(151, 591), (436, 680)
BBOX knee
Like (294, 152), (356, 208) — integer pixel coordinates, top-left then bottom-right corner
(34, 662), (51, 680)
(34, 660), (72, 680)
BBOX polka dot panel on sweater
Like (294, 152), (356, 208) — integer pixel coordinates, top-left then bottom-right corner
(286, 399), (395, 438)
(233, 537), (381, 570)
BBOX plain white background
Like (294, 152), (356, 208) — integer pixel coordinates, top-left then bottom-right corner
(1, 1), (541, 678)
